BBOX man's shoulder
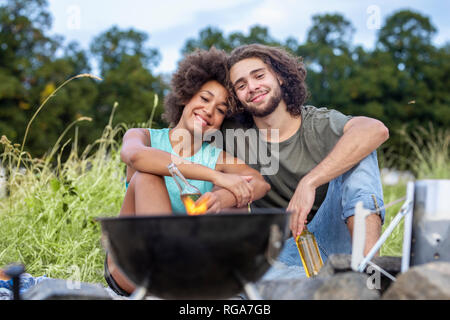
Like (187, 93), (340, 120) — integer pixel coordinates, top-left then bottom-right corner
(302, 105), (347, 118)
(301, 105), (352, 148)
(302, 105), (352, 127)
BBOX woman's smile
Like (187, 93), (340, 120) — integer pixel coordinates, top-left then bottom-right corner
(193, 113), (210, 127)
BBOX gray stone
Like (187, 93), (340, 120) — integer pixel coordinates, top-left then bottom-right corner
(22, 278), (112, 300)
(318, 254), (401, 294)
(314, 272), (380, 300)
(317, 254), (352, 277)
(367, 256), (402, 294)
(256, 277), (326, 300)
(319, 254), (401, 276)
(372, 256), (402, 275)
(382, 262), (450, 300)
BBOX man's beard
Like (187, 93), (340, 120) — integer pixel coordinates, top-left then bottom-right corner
(243, 87), (282, 118)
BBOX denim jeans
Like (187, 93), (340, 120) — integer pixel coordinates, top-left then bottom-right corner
(261, 150), (385, 280)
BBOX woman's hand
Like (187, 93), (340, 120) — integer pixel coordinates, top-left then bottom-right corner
(195, 192), (222, 214)
(213, 172), (254, 208)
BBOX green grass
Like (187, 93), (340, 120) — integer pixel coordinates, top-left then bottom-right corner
(379, 123), (450, 257)
(379, 183), (407, 256)
(0, 76), (448, 284)
(0, 117), (126, 284)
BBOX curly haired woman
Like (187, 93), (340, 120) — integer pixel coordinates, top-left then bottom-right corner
(104, 47), (270, 296)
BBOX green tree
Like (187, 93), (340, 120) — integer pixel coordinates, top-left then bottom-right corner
(181, 25), (283, 55)
(90, 25), (160, 74)
(0, 0), (95, 159)
(0, 0), (58, 146)
(25, 44), (99, 156)
(89, 26), (166, 137)
(227, 25), (281, 49)
(347, 10), (448, 167)
(306, 13), (355, 51)
(375, 10), (448, 131)
(182, 26), (233, 54)
(377, 9), (437, 74)
(298, 13), (356, 110)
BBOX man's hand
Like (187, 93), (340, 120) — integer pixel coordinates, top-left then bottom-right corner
(287, 178), (316, 238)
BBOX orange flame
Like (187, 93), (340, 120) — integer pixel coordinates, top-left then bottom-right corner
(182, 195), (208, 215)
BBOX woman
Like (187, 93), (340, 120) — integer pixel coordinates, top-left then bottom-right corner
(105, 47), (271, 296)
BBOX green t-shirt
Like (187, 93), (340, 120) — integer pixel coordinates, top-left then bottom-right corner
(220, 105), (351, 222)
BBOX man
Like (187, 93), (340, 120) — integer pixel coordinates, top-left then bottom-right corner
(218, 44), (388, 271)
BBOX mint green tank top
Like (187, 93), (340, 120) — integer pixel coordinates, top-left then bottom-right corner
(148, 128), (223, 215)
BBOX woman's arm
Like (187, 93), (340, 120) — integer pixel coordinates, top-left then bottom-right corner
(122, 128), (222, 182)
(121, 129), (255, 204)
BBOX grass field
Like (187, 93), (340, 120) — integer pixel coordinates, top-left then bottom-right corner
(0, 116), (126, 284)
(0, 79), (448, 286)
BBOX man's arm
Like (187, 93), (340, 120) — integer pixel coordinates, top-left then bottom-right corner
(288, 116), (389, 248)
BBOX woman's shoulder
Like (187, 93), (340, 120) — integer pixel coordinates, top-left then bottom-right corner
(123, 128), (152, 147)
(147, 127), (170, 133)
(147, 127), (171, 147)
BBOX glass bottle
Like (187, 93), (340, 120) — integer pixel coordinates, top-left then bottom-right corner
(167, 163), (202, 214)
(295, 228), (324, 277)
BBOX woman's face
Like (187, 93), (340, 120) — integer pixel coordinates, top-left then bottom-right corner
(180, 80), (229, 133)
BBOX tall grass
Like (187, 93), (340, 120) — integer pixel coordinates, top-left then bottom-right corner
(379, 123), (450, 256)
(398, 123), (450, 180)
(1, 75), (129, 284)
(0, 113), (127, 284)
(0, 75), (162, 284)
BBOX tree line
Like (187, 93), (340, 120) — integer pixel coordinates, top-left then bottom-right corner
(1, 0), (449, 168)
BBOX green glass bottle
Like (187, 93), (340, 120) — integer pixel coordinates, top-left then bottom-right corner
(167, 163), (202, 214)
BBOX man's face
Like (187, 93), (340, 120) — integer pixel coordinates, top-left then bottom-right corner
(229, 57), (283, 118)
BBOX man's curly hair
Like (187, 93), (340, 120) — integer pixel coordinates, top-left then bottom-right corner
(227, 44), (309, 117)
(162, 47), (236, 127)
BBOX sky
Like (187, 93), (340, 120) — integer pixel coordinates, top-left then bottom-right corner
(46, 0), (450, 75)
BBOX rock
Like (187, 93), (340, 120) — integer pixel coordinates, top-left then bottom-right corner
(252, 255), (402, 300)
(314, 272), (380, 300)
(369, 256), (402, 293)
(22, 279), (112, 300)
(382, 262), (450, 300)
(317, 254), (352, 277)
(319, 254), (401, 276)
(256, 277), (326, 300)
(0, 288), (12, 300)
(318, 254), (401, 294)
(372, 256), (402, 274)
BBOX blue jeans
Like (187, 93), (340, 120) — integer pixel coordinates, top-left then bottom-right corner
(261, 150), (385, 280)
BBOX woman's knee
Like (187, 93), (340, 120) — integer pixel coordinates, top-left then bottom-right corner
(130, 171), (164, 187)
